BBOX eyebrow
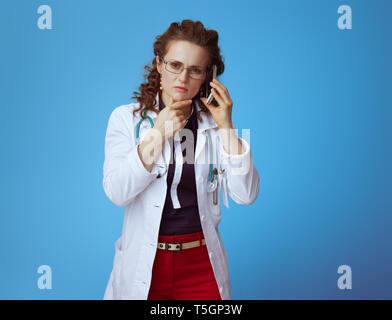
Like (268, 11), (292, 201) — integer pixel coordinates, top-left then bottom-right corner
(169, 59), (204, 68)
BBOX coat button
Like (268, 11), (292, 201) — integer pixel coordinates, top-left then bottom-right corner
(209, 252), (213, 258)
(219, 286), (223, 293)
(201, 215), (205, 221)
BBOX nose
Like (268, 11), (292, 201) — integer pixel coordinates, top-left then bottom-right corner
(178, 68), (190, 82)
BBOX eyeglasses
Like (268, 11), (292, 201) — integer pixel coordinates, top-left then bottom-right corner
(160, 57), (207, 80)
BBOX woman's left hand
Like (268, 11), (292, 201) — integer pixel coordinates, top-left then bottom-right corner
(200, 79), (233, 129)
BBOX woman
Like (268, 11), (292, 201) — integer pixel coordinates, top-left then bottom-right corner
(102, 20), (260, 300)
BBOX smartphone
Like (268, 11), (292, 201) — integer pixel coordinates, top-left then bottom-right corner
(206, 64), (219, 107)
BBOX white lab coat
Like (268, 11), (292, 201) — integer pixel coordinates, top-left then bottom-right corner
(102, 92), (260, 300)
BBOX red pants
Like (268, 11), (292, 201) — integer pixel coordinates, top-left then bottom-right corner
(147, 230), (222, 300)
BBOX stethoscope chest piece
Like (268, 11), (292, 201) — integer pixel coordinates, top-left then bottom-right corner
(206, 167), (218, 193)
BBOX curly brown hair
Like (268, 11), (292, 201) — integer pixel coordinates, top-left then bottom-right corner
(131, 19), (225, 122)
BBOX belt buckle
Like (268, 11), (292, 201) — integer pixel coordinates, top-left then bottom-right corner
(172, 242), (182, 251)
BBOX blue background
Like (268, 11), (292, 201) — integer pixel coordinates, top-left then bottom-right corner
(0, 0), (391, 299)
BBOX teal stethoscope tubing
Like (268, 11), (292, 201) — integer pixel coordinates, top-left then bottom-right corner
(135, 112), (154, 140)
(135, 111), (214, 184)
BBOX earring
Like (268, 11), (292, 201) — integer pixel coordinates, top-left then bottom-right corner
(159, 79), (163, 91)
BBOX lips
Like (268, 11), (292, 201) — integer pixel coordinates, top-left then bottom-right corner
(174, 86), (187, 92)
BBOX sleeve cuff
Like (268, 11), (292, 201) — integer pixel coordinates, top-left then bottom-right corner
(219, 137), (252, 176)
(219, 136), (250, 160)
(126, 143), (160, 181)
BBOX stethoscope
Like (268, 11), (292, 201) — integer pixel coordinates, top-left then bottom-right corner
(135, 110), (219, 204)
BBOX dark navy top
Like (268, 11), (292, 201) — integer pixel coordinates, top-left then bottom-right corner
(158, 94), (202, 235)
